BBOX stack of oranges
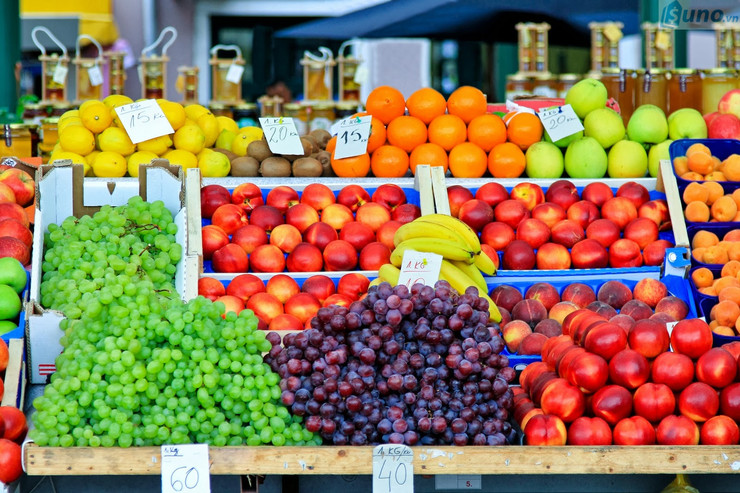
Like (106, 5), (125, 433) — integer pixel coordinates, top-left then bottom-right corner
(329, 85), (544, 179)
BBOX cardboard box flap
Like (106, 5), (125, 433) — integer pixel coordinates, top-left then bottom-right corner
(0, 156), (38, 178)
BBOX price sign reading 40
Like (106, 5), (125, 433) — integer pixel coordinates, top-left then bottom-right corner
(373, 444), (414, 493)
(161, 444), (211, 493)
(115, 99), (174, 144)
(259, 117), (305, 155)
(536, 104), (583, 143)
(333, 115), (371, 159)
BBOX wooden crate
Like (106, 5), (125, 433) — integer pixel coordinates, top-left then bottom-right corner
(1, 339), (25, 409)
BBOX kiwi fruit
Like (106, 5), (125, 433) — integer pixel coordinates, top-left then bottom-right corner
(302, 134), (320, 154)
(247, 140), (273, 162)
(230, 156), (260, 177)
(282, 138), (314, 162)
(292, 157), (323, 177)
(309, 129), (332, 149)
(259, 156), (291, 177)
(213, 148), (237, 162)
(315, 150), (333, 177)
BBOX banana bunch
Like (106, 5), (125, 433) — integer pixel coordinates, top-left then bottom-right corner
(374, 214), (501, 323)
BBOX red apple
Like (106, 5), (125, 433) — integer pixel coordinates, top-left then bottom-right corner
(570, 239), (608, 269)
(581, 182), (613, 208)
(616, 181), (650, 209)
(550, 219), (585, 249)
(0, 218), (32, 248)
(609, 349), (650, 389)
(474, 182), (509, 207)
(709, 113), (740, 139)
(321, 203), (355, 231)
(633, 382), (676, 423)
(250, 244), (286, 273)
(591, 384), (633, 426)
(303, 222), (338, 250)
(446, 185), (475, 217)
(391, 203), (421, 224)
(323, 239), (358, 271)
(608, 238), (643, 268)
(198, 277), (226, 301)
(285, 203), (320, 234)
(301, 275), (336, 304)
(266, 185), (299, 213)
(719, 88), (740, 116)
(0, 169), (33, 206)
(230, 182), (264, 214)
(356, 202), (392, 232)
(677, 381), (719, 422)
(212, 243), (248, 273)
(481, 221), (515, 251)
(0, 406), (27, 443)
(510, 182), (545, 211)
(458, 199), (494, 233)
(201, 184), (232, 218)
(701, 415), (740, 445)
(225, 273), (265, 303)
(601, 197), (638, 231)
(531, 202), (566, 229)
(286, 242), (324, 272)
(266, 274), (301, 303)
(695, 347), (737, 389)
(358, 242), (391, 270)
(371, 183), (406, 210)
(516, 218), (550, 249)
(0, 202), (29, 228)
(339, 221), (376, 252)
(567, 416), (612, 445)
(300, 183), (336, 212)
(337, 273), (370, 301)
(612, 415), (656, 445)
(494, 199), (530, 229)
(720, 382), (740, 420)
(337, 184), (370, 212)
(566, 200), (600, 229)
(232, 224), (268, 254)
(656, 415), (699, 446)
(0, 182), (14, 203)
(201, 224), (229, 260)
(502, 240), (536, 270)
(248, 205), (284, 233)
(536, 242), (572, 270)
(270, 223), (302, 253)
(585, 218), (620, 248)
(0, 438), (22, 483)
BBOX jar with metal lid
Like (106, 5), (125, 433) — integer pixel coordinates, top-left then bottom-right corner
(208, 103), (233, 119)
(505, 73), (533, 101)
(38, 117), (59, 162)
(50, 103), (75, 117)
(334, 102), (359, 123)
(531, 73), (558, 98)
(283, 103), (309, 136)
(556, 74), (580, 98)
(601, 68), (636, 124)
(22, 104), (44, 125)
(635, 69), (668, 113)
(0, 124), (37, 158)
(309, 103), (335, 132)
(702, 68), (738, 114)
(668, 69), (702, 113)
(232, 103), (259, 128)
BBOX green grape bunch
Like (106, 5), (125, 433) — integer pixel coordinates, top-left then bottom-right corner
(31, 196), (319, 448)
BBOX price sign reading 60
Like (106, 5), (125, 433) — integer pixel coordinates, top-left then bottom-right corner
(373, 444), (414, 493)
(161, 444), (211, 493)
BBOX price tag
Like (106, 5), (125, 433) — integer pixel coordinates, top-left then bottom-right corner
(397, 250), (442, 290)
(259, 117), (304, 155)
(655, 31), (670, 51)
(504, 100), (535, 115)
(115, 99), (175, 144)
(161, 444), (210, 493)
(373, 444), (413, 493)
(435, 475), (482, 490)
(52, 64), (68, 85)
(225, 64), (244, 84)
(88, 65), (104, 87)
(537, 104), (584, 143)
(354, 64), (369, 85)
(333, 115), (371, 159)
(603, 24), (623, 43)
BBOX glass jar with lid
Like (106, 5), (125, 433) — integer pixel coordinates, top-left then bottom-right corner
(668, 69), (702, 113)
(38, 117), (59, 162)
(283, 103), (309, 136)
(556, 74), (580, 98)
(505, 73), (533, 101)
(0, 124), (37, 158)
(702, 68), (738, 114)
(309, 103), (336, 132)
(635, 69), (668, 113)
(232, 103), (259, 128)
(601, 68), (636, 123)
(531, 73), (558, 98)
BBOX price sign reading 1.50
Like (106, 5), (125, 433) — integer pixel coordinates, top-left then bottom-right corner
(536, 104), (583, 143)
(333, 115), (371, 159)
(115, 99), (174, 144)
(259, 117), (305, 155)
(373, 444), (414, 493)
(161, 444), (210, 493)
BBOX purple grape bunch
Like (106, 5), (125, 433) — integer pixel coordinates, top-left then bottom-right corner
(265, 280), (517, 446)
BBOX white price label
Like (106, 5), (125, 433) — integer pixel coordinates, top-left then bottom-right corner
(115, 99), (175, 144)
(225, 64), (244, 84)
(259, 117), (304, 155)
(435, 475), (482, 490)
(354, 64), (369, 85)
(537, 104), (584, 142)
(333, 115), (371, 159)
(161, 444), (210, 493)
(397, 250), (442, 290)
(52, 64), (68, 85)
(373, 444), (413, 493)
(88, 65), (104, 87)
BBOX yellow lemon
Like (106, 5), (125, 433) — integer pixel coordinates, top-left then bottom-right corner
(173, 124), (205, 154)
(126, 150), (159, 177)
(49, 151), (91, 175)
(184, 104), (210, 121)
(58, 117), (83, 135)
(59, 125), (96, 155)
(216, 116), (239, 134)
(157, 99), (187, 131)
(92, 151), (127, 177)
(58, 109), (80, 123)
(197, 112), (219, 147)
(231, 127), (264, 156)
(79, 101), (113, 134)
(85, 150), (101, 171)
(238, 126), (264, 140)
(197, 147), (214, 161)
(103, 94), (133, 109)
(163, 149), (198, 171)
(98, 127), (136, 156)
(137, 134), (173, 155)
(215, 129), (236, 151)
(198, 150), (231, 177)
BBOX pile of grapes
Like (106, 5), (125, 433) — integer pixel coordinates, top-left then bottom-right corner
(31, 196), (319, 447)
(266, 281), (517, 446)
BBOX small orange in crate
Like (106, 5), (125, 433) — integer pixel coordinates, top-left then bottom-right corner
(467, 114), (507, 152)
(428, 114), (467, 151)
(448, 142), (487, 178)
(488, 142), (526, 178)
(409, 142), (448, 174)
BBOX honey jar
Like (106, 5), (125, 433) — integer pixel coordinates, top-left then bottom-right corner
(635, 69), (668, 113)
(702, 68), (739, 114)
(0, 124), (36, 158)
(668, 69), (702, 114)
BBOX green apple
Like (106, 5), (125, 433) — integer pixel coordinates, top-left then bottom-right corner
(565, 79), (608, 119)
(648, 139), (673, 178)
(607, 140), (648, 178)
(0, 320), (17, 336)
(0, 284), (21, 320)
(525, 141), (564, 178)
(215, 129), (236, 152)
(564, 136), (608, 179)
(627, 104), (669, 145)
(583, 108), (625, 148)
(668, 108), (708, 140)
(545, 129), (583, 148)
(0, 257), (26, 294)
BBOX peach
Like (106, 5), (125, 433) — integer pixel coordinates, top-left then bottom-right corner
(301, 275), (336, 304)
(284, 292), (321, 325)
(633, 278), (669, 308)
(549, 301), (579, 325)
(512, 298), (548, 328)
(534, 318), (563, 338)
(654, 296), (690, 321)
(269, 223), (302, 253)
(490, 284), (523, 312)
(619, 299), (654, 321)
(597, 280), (633, 310)
(531, 202), (566, 229)
(525, 282), (560, 311)
(321, 203), (355, 230)
(535, 242), (572, 270)
(285, 203), (320, 233)
(561, 283), (597, 308)
(518, 332), (549, 355)
(586, 300), (618, 320)
(503, 319), (533, 353)
(355, 202), (392, 232)
(246, 292), (284, 325)
(265, 274), (301, 304)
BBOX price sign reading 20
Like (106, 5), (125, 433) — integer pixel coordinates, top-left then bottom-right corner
(372, 444), (414, 493)
(258, 117), (304, 155)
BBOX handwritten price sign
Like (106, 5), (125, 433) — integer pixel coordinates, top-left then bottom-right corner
(115, 99), (174, 144)
(373, 444), (414, 493)
(536, 104), (584, 143)
(161, 444), (211, 493)
(396, 250), (442, 290)
(333, 115), (371, 159)
(259, 117), (304, 155)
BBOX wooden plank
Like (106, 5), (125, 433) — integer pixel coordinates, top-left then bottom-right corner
(659, 159), (689, 248)
(185, 168), (203, 258)
(430, 166), (450, 215)
(413, 165), (435, 216)
(1, 338), (24, 408)
(24, 445), (740, 476)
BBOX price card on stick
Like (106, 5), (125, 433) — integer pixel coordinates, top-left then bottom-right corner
(537, 104), (584, 143)
(397, 250), (443, 290)
(333, 115), (371, 159)
(115, 99), (175, 144)
(161, 444), (211, 493)
(259, 117), (305, 155)
(373, 444), (414, 493)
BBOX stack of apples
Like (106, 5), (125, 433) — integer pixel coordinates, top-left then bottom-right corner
(0, 165), (34, 266)
(202, 182), (417, 274)
(198, 272), (370, 331)
(448, 179), (673, 270)
(516, 314), (740, 446)
(0, 403), (26, 486)
(704, 88), (740, 139)
(0, 258), (27, 339)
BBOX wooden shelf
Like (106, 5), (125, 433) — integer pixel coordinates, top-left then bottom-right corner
(24, 444), (740, 476)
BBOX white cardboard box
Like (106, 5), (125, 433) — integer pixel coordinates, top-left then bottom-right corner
(26, 161), (198, 383)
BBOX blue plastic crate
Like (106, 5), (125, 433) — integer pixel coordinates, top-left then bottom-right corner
(687, 222), (740, 269)
(670, 138), (740, 195)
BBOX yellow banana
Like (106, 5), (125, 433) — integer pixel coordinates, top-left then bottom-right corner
(473, 250), (497, 276)
(393, 220), (470, 249)
(391, 238), (475, 266)
(414, 214), (481, 254)
(451, 259), (488, 293)
(439, 260), (502, 323)
(368, 277), (384, 288)
(378, 263), (401, 286)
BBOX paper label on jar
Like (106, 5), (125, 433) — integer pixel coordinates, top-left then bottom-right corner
(88, 65), (104, 87)
(226, 64), (244, 84)
(52, 64), (68, 85)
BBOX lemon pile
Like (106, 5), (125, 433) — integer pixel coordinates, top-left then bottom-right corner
(50, 96), (264, 178)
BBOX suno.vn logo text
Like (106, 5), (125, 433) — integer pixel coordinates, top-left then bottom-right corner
(660, 0), (739, 28)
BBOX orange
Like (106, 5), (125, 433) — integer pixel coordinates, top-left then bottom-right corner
(487, 142), (526, 178)
(506, 112), (543, 150)
(687, 152), (713, 175)
(330, 152), (371, 178)
(446, 86), (487, 124)
(448, 142), (487, 178)
(406, 87), (447, 124)
(365, 85), (406, 125)
(385, 115), (428, 153)
(352, 112), (386, 153)
(467, 114), (507, 152)
(370, 145), (409, 178)
(326, 136), (337, 153)
(685, 143), (711, 158)
(409, 142), (448, 174)
(428, 114), (467, 151)
(691, 267), (714, 288)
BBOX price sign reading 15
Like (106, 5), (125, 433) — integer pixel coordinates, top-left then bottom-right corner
(259, 117), (304, 155)
(333, 115), (371, 159)
(115, 99), (174, 144)
(536, 104), (583, 143)
(161, 444), (211, 493)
